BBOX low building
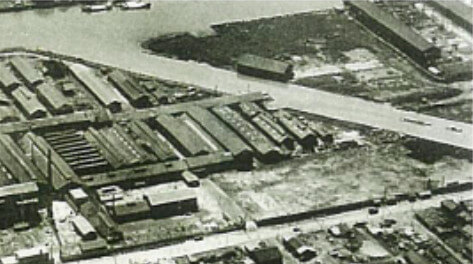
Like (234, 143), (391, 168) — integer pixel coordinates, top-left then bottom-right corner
(273, 110), (317, 148)
(14, 246), (52, 264)
(72, 214), (97, 241)
(145, 189), (198, 218)
(181, 170), (200, 187)
(108, 70), (150, 107)
(112, 198), (151, 223)
(404, 250), (429, 264)
(236, 54), (294, 82)
(9, 57), (44, 87)
(441, 199), (459, 215)
(11, 86), (47, 119)
(283, 235), (317, 261)
(0, 106), (19, 123)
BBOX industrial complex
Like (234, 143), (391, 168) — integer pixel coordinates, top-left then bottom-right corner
(0, 1), (471, 264)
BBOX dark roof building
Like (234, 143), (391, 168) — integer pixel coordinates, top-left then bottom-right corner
(236, 54), (294, 82)
(344, 0), (441, 65)
(273, 110), (317, 148)
(108, 70), (150, 107)
(0, 64), (21, 92)
(186, 106), (253, 167)
(69, 64), (126, 112)
(212, 106), (282, 163)
(9, 57), (44, 87)
(0, 106), (19, 123)
(248, 246), (283, 264)
(11, 86), (47, 119)
(428, 0), (472, 32)
(0, 182), (39, 228)
(36, 83), (73, 114)
(405, 250), (429, 264)
(153, 114), (213, 157)
(127, 120), (178, 162)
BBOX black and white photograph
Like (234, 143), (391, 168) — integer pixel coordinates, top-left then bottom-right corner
(0, 0), (471, 263)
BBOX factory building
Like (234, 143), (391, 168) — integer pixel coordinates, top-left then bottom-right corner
(85, 126), (155, 169)
(42, 129), (110, 175)
(238, 102), (294, 148)
(247, 246), (283, 264)
(127, 120), (179, 162)
(236, 54), (294, 82)
(428, 0), (472, 32)
(0, 64), (21, 92)
(153, 114), (213, 157)
(0, 134), (44, 184)
(181, 170), (200, 187)
(273, 110), (317, 148)
(69, 64), (127, 112)
(344, 0), (441, 66)
(186, 106), (253, 168)
(11, 86), (47, 119)
(0, 182), (40, 228)
(9, 57), (44, 87)
(36, 83), (73, 115)
(108, 70), (150, 107)
(185, 151), (234, 174)
(212, 106), (282, 163)
(0, 106), (19, 123)
(145, 189), (198, 218)
(20, 132), (77, 191)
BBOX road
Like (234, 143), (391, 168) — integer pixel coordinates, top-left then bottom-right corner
(68, 190), (471, 264)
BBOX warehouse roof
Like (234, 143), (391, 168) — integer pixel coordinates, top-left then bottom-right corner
(69, 64), (126, 111)
(237, 54), (292, 75)
(187, 106), (253, 159)
(108, 70), (148, 105)
(0, 64), (20, 90)
(72, 214), (96, 238)
(0, 182), (38, 198)
(155, 114), (213, 156)
(145, 189), (196, 207)
(0, 134), (42, 183)
(9, 57), (43, 86)
(128, 120), (178, 161)
(11, 86), (47, 118)
(345, 0), (436, 52)
(249, 247), (282, 264)
(36, 83), (72, 113)
(0, 106), (18, 123)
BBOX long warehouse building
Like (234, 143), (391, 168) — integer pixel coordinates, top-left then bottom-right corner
(212, 105), (282, 163)
(69, 64), (127, 112)
(187, 106), (254, 168)
(344, 0), (441, 66)
(0, 64), (21, 92)
(9, 57), (44, 87)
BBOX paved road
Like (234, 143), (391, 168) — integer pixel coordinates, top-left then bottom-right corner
(29, 47), (472, 150)
(69, 190), (471, 264)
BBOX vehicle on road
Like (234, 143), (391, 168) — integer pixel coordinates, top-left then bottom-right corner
(446, 125), (463, 133)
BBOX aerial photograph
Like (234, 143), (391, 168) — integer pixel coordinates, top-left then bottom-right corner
(0, 0), (471, 264)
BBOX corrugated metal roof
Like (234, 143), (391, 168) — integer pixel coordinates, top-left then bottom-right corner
(237, 54), (292, 75)
(346, 1), (435, 52)
(72, 214), (96, 237)
(0, 64), (20, 90)
(36, 83), (72, 113)
(113, 199), (150, 217)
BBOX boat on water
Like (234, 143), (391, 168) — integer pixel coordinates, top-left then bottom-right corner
(120, 1), (151, 10)
(82, 3), (113, 13)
